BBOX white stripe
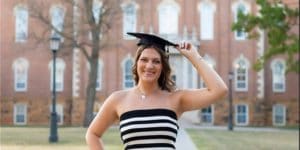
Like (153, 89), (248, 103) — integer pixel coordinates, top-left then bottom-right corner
(120, 123), (178, 133)
(125, 139), (175, 148)
(122, 131), (177, 141)
(120, 116), (177, 125)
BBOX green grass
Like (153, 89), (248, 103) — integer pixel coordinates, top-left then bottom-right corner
(1, 127), (299, 150)
(186, 129), (299, 150)
(0, 126), (123, 150)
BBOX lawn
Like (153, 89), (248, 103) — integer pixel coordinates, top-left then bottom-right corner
(186, 129), (299, 150)
(0, 126), (123, 150)
(0, 127), (299, 150)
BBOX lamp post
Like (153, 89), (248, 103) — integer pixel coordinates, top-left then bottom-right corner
(228, 71), (234, 131)
(49, 36), (60, 142)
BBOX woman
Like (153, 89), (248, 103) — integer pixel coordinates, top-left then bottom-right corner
(86, 32), (228, 150)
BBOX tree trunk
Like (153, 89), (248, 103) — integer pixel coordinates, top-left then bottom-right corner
(83, 56), (99, 127)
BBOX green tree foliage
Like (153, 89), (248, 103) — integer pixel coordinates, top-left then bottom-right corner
(232, 0), (299, 73)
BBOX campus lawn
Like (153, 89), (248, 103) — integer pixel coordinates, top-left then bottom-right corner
(1, 127), (299, 150)
(0, 126), (123, 150)
(186, 129), (299, 150)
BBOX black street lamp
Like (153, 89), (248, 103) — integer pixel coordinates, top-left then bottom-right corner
(228, 71), (234, 131)
(49, 36), (60, 143)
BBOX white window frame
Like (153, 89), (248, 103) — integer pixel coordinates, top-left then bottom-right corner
(272, 104), (286, 126)
(49, 104), (64, 125)
(49, 58), (66, 92)
(200, 105), (214, 125)
(13, 58), (29, 92)
(122, 56), (134, 89)
(13, 104), (27, 125)
(14, 5), (28, 42)
(234, 55), (249, 91)
(198, 1), (216, 40)
(271, 59), (286, 92)
(232, 1), (250, 40)
(158, 0), (180, 36)
(121, 2), (138, 39)
(235, 104), (249, 126)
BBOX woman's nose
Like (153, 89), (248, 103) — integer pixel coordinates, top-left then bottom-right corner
(145, 62), (154, 68)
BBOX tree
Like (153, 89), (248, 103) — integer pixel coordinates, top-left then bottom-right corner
(28, 0), (121, 127)
(232, 0), (299, 73)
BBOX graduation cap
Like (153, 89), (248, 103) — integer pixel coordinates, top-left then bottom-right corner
(127, 32), (178, 53)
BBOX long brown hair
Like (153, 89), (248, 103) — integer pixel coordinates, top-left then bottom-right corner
(132, 45), (175, 92)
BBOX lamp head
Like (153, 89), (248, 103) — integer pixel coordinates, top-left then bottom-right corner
(50, 36), (61, 52)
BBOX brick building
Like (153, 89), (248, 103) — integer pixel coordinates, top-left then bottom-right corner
(0, 0), (299, 127)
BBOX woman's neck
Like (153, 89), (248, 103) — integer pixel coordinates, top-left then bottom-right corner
(137, 82), (160, 95)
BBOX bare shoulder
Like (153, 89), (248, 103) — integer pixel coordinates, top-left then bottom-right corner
(106, 89), (131, 105)
(167, 89), (183, 105)
(104, 89), (134, 118)
(169, 89), (184, 99)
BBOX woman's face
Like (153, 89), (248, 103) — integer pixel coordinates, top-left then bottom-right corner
(137, 48), (163, 83)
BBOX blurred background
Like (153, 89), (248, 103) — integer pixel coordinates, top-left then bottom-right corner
(0, 0), (299, 149)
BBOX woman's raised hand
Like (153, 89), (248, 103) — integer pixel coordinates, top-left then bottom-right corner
(176, 41), (200, 59)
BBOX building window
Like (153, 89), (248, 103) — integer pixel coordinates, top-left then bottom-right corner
(232, 2), (250, 40)
(158, 1), (180, 36)
(88, 0), (103, 40)
(198, 1), (215, 40)
(13, 58), (29, 92)
(96, 60), (103, 91)
(200, 105), (214, 125)
(235, 104), (248, 126)
(49, 58), (65, 92)
(235, 60), (247, 90)
(50, 6), (65, 39)
(123, 58), (134, 89)
(234, 55), (249, 91)
(14, 5), (28, 42)
(92, 0), (102, 24)
(50, 104), (64, 125)
(122, 2), (137, 39)
(271, 59), (286, 92)
(272, 104), (286, 126)
(14, 104), (27, 125)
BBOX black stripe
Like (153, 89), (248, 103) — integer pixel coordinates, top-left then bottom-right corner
(125, 143), (175, 150)
(121, 127), (177, 137)
(120, 109), (177, 120)
(120, 119), (178, 129)
(124, 135), (176, 143)
(119, 109), (179, 149)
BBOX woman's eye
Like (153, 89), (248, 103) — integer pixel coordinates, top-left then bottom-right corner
(140, 58), (147, 62)
(153, 60), (161, 64)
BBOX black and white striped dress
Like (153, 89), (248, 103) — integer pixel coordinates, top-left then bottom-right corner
(119, 108), (179, 150)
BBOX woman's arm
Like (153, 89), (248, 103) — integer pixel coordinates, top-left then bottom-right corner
(176, 41), (228, 112)
(85, 93), (119, 150)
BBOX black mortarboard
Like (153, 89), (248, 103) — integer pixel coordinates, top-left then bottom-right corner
(127, 32), (178, 53)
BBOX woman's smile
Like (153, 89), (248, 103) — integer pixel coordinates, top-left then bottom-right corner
(143, 70), (156, 77)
